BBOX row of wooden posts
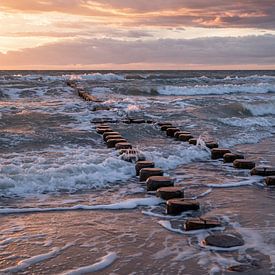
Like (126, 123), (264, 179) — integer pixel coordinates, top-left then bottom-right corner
(65, 81), (275, 264)
(68, 81), (275, 234)
(95, 118), (275, 232)
(158, 122), (275, 184)
(96, 124), (219, 231)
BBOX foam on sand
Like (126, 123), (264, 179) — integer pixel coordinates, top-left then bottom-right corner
(158, 220), (224, 235)
(0, 242), (73, 273)
(0, 197), (163, 215)
(158, 220), (184, 234)
(60, 252), (117, 275)
(206, 178), (262, 188)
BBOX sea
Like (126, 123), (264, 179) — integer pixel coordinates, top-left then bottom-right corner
(0, 70), (275, 274)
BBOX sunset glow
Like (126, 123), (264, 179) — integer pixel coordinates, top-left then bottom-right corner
(0, 0), (275, 69)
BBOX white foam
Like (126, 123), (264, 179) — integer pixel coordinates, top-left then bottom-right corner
(220, 131), (273, 147)
(209, 265), (221, 275)
(158, 220), (224, 235)
(142, 145), (210, 170)
(60, 252), (117, 275)
(192, 188), (212, 199)
(227, 218), (275, 267)
(0, 224), (25, 235)
(243, 102), (275, 116)
(65, 73), (125, 81)
(193, 74), (275, 84)
(158, 220), (184, 234)
(0, 234), (46, 246)
(200, 241), (244, 252)
(157, 83), (275, 96)
(219, 117), (275, 127)
(222, 74), (275, 82)
(0, 147), (136, 196)
(206, 178), (261, 188)
(142, 208), (194, 219)
(0, 242), (73, 273)
(5, 73), (125, 82)
(0, 197), (163, 214)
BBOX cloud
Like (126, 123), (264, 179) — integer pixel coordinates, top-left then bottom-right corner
(1, 0), (275, 29)
(1, 1), (275, 68)
(1, 34), (274, 68)
(0, 0), (113, 16)
(0, 29), (153, 38)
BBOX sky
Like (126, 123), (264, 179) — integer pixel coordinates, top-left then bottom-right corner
(0, 0), (275, 70)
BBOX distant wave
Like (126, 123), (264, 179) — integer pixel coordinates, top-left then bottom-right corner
(124, 73), (275, 83)
(65, 73), (125, 81)
(157, 83), (275, 96)
(217, 74), (275, 82)
(3, 72), (275, 84)
(1, 73), (125, 82)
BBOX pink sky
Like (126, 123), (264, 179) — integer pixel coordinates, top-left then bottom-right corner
(0, 0), (275, 69)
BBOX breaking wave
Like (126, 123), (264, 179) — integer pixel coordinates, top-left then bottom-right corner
(243, 102), (275, 116)
(157, 83), (275, 96)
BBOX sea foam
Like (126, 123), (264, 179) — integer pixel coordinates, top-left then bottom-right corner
(243, 102), (275, 116)
(218, 117), (275, 127)
(0, 147), (135, 196)
(0, 242), (74, 273)
(157, 83), (275, 96)
(60, 252), (117, 275)
(0, 197), (163, 214)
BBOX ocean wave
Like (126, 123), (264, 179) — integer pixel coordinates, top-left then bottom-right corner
(123, 73), (275, 82)
(65, 73), (125, 81)
(0, 142), (210, 197)
(220, 132), (273, 147)
(223, 74), (275, 82)
(1, 73), (125, 82)
(185, 74), (275, 84)
(142, 144), (210, 170)
(243, 102), (275, 116)
(157, 83), (275, 96)
(2, 72), (275, 86)
(121, 72), (222, 80)
(0, 148), (135, 196)
(218, 117), (275, 127)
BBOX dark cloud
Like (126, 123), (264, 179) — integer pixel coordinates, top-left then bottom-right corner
(1, 34), (275, 67)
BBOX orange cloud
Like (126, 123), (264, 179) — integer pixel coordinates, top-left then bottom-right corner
(0, 0), (274, 29)
(1, 0), (275, 69)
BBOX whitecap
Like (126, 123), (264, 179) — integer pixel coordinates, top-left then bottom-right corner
(157, 83), (275, 96)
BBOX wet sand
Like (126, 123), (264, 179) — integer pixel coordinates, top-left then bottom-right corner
(1, 137), (275, 274)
